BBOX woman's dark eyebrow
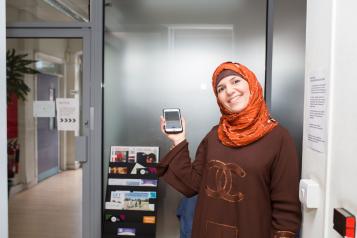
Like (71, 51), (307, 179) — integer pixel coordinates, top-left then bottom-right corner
(217, 75), (243, 89)
(230, 75), (241, 81)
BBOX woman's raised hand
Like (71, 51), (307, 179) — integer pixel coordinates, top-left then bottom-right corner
(160, 116), (186, 146)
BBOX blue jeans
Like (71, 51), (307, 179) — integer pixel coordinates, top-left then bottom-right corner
(176, 196), (198, 238)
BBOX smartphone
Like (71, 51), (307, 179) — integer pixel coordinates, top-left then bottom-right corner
(163, 108), (183, 134)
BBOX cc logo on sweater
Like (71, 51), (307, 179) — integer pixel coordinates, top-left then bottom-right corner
(205, 160), (246, 202)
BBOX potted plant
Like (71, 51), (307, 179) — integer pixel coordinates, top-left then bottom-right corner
(6, 48), (39, 103)
(6, 49), (39, 195)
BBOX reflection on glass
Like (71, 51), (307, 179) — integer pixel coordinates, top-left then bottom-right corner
(104, 0), (266, 237)
(7, 38), (83, 238)
(6, 0), (89, 23)
(36, 59), (64, 75)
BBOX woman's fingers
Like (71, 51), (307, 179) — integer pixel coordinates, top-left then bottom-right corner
(181, 116), (186, 130)
(160, 115), (186, 146)
(160, 116), (166, 134)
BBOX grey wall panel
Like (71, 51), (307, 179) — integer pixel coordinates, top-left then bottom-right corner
(271, 0), (307, 159)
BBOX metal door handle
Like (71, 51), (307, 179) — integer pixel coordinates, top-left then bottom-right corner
(75, 136), (87, 163)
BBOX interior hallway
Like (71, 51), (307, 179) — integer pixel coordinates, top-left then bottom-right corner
(8, 170), (82, 238)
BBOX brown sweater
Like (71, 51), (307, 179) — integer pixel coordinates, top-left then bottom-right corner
(157, 125), (301, 238)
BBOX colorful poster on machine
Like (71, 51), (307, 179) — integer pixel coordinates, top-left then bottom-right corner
(108, 178), (158, 187)
(110, 146), (159, 164)
(105, 191), (156, 211)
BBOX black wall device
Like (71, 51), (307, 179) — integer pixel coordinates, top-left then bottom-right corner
(333, 208), (355, 238)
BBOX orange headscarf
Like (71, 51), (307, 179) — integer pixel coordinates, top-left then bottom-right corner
(212, 62), (278, 147)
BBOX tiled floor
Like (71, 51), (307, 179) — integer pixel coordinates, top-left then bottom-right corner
(9, 169), (82, 238)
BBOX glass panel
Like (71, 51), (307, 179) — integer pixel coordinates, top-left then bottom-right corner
(104, 0), (266, 237)
(271, 0), (306, 159)
(6, 0), (89, 23)
(36, 60), (65, 76)
(7, 38), (83, 238)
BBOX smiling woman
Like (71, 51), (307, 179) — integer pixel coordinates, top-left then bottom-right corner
(212, 62), (277, 147)
(158, 61), (301, 238)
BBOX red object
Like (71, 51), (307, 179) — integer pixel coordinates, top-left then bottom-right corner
(346, 216), (355, 238)
(7, 94), (18, 139)
(334, 208), (356, 238)
(347, 216), (355, 228)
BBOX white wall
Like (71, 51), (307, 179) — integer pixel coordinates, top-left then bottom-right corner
(0, 0), (9, 237)
(301, 0), (333, 236)
(302, 0), (357, 237)
(326, 0), (357, 236)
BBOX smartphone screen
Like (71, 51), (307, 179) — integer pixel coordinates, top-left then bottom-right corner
(163, 109), (183, 133)
(165, 111), (180, 122)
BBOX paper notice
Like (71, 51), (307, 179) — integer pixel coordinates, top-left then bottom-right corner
(56, 98), (79, 132)
(306, 74), (328, 153)
(33, 101), (56, 117)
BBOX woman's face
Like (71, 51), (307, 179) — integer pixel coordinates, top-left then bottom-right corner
(216, 75), (250, 113)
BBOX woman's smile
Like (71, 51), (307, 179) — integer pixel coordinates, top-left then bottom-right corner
(228, 95), (241, 104)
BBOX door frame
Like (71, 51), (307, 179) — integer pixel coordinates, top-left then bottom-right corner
(6, 28), (101, 238)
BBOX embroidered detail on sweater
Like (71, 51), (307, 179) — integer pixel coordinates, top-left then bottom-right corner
(273, 230), (296, 238)
(206, 220), (238, 238)
(205, 160), (246, 202)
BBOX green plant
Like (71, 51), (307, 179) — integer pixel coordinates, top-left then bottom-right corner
(6, 49), (39, 103)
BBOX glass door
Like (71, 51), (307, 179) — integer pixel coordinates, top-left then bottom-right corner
(6, 35), (89, 238)
(103, 0), (267, 237)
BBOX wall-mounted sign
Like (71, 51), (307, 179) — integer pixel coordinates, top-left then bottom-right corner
(33, 101), (56, 117)
(306, 72), (328, 154)
(56, 98), (79, 131)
